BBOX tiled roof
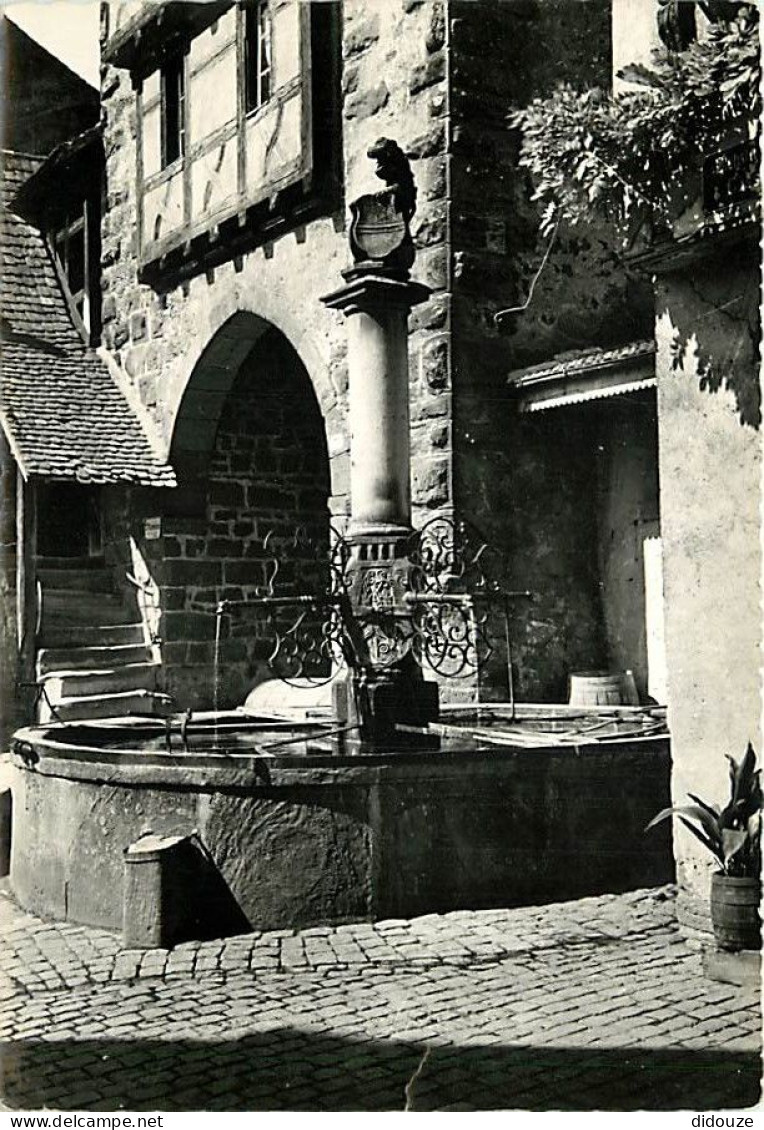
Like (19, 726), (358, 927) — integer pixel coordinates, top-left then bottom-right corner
(507, 340), (657, 414)
(0, 201), (176, 487)
(11, 126), (102, 216)
(508, 340), (656, 385)
(1, 149), (43, 206)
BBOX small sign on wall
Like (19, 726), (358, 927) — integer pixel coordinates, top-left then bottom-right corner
(144, 517), (162, 541)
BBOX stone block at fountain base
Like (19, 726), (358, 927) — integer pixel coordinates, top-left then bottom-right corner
(8, 724), (673, 937)
(332, 669), (439, 744)
(124, 834), (196, 949)
(123, 832), (251, 948)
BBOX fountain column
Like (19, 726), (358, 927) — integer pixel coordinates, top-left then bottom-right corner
(320, 138), (438, 741)
(322, 267), (429, 544)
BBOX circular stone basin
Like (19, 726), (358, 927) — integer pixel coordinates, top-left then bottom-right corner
(8, 711), (673, 939)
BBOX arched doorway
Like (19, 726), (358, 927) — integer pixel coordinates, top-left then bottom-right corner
(160, 317), (331, 710)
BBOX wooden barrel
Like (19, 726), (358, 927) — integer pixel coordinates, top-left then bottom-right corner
(711, 874), (761, 952)
(568, 671), (625, 706)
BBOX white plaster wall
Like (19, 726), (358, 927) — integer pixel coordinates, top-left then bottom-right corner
(655, 264), (762, 902)
(612, 0), (661, 90)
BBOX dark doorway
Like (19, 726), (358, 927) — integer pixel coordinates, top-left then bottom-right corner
(37, 482), (102, 557)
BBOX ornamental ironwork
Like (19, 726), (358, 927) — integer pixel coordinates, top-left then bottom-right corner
(215, 517), (532, 688)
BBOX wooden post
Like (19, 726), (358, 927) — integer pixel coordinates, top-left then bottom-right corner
(16, 470), (37, 712)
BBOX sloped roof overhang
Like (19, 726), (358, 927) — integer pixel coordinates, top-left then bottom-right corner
(507, 340), (656, 414)
(627, 204), (760, 276)
(103, 1), (232, 74)
(11, 126), (103, 218)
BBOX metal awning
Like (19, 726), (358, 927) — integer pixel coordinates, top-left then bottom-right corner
(507, 340), (656, 413)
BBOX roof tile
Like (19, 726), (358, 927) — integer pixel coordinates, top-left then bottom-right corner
(0, 191), (175, 487)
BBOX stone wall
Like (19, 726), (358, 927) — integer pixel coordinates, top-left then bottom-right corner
(653, 243), (762, 932)
(161, 331), (330, 710)
(447, 0), (641, 699)
(100, 0), (451, 511)
(456, 404), (607, 701)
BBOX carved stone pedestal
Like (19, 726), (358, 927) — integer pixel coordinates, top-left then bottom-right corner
(332, 665), (439, 747)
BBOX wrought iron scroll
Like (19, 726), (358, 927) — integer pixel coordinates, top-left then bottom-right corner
(216, 517), (531, 686)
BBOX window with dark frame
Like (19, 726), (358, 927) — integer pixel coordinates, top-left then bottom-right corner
(161, 51), (186, 167)
(244, 1), (272, 114)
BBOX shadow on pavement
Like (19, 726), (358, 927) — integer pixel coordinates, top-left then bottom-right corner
(1, 1033), (760, 1112)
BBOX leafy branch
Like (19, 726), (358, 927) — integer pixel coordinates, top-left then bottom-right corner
(510, 8), (760, 239)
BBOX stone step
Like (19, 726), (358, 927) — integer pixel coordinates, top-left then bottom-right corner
(40, 591), (134, 625)
(38, 621), (146, 649)
(38, 689), (174, 724)
(38, 567), (114, 593)
(40, 662), (159, 701)
(37, 642), (153, 676)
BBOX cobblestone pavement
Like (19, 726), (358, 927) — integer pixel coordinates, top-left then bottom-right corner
(0, 885), (760, 1112)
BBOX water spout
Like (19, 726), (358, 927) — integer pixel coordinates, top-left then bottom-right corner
(213, 601), (227, 748)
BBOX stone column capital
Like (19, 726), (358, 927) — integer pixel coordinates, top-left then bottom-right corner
(321, 266), (431, 318)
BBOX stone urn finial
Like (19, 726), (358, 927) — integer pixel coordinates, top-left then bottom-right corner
(348, 138), (417, 274)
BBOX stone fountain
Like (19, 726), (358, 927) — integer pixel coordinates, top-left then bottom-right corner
(7, 142), (673, 944)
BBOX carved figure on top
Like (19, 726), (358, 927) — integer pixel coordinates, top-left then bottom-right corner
(349, 138), (417, 274)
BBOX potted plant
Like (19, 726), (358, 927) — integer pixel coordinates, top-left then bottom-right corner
(647, 743), (762, 951)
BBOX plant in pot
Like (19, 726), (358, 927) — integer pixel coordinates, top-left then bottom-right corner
(647, 743), (761, 952)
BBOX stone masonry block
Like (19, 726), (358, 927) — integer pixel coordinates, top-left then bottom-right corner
(426, 2), (446, 52)
(418, 246), (448, 292)
(409, 52), (445, 96)
(162, 537), (183, 558)
(187, 641), (215, 665)
(161, 611), (216, 643)
(342, 65), (360, 97)
(206, 538), (245, 559)
(420, 335), (449, 392)
(429, 90), (446, 119)
(161, 641), (188, 665)
(161, 587), (188, 611)
(407, 125), (445, 160)
(163, 559), (223, 587)
(223, 560), (263, 586)
(413, 204), (446, 248)
(124, 345), (146, 379)
(345, 82), (390, 122)
(209, 481), (246, 509)
(430, 423), (449, 450)
(130, 311), (148, 342)
(412, 458), (450, 507)
(410, 294), (448, 332)
(344, 13), (380, 57)
(418, 393), (450, 420)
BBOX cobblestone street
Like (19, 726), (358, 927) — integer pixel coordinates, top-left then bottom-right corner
(0, 885), (760, 1112)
